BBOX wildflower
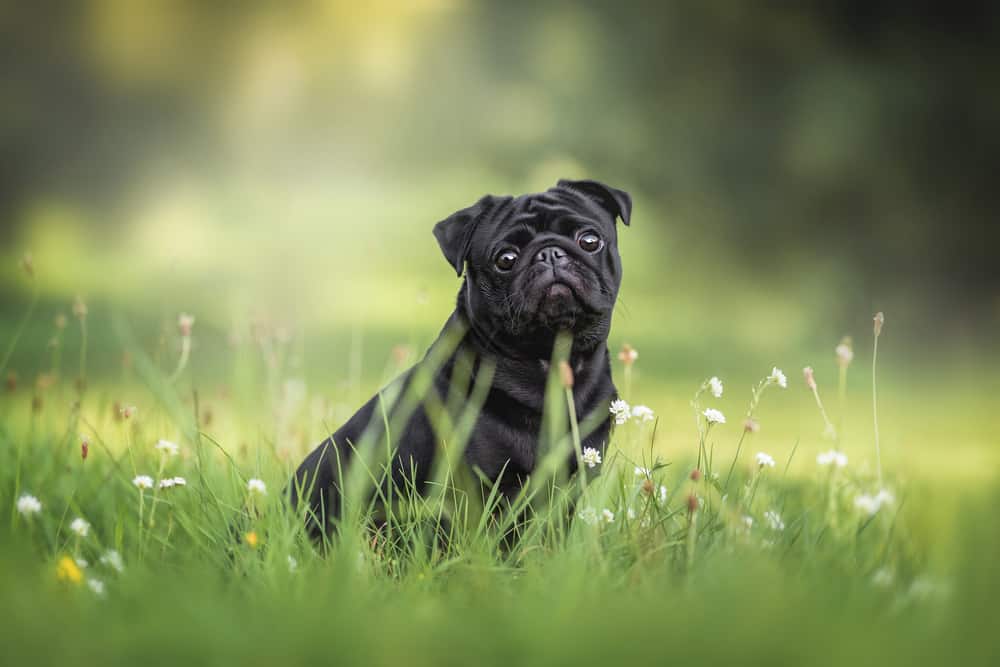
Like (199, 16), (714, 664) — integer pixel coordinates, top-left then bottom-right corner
(132, 475), (154, 490)
(581, 447), (602, 468)
(817, 450), (848, 467)
(577, 507), (599, 526)
(76, 558), (89, 569)
(87, 578), (106, 596)
(803, 366), (817, 390)
(609, 399), (631, 425)
(287, 555), (299, 573)
(120, 405), (137, 420)
(100, 550), (124, 573)
(245, 531), (260, 548)
(601, 509), (615, 524)
(178, 313), (195, 337)
(70, 517), (90, 538)
(634, 466), (651, 477)
(171, 476), (187, 486)
(755, 452), (776, 468)
(17, 494), (42, 517)
(686, 493), (699, 513)
(247, 478), (267, 495)
(703, 408), (726, 424)
(618, 343), (638, 366)
(743, 418), (760, 433)
(854, 489), (894, 516)
(72, 295), (88, 319)
(768, 367), (788, 388)
(836, 338), (854, 367)
(873, 312), (885, 337)
(764, 510), (785, 531)
(630, 405), (655, 422)
(558, 360), (574, 388)
(81, 435), (89, 461)
(708, 376), (724, 398)
(155, 439), (180, 456)
(56, 556), (84, 584)
(158, 478), (176, 489)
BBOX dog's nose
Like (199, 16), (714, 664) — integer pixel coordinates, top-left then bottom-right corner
(534, 246), (569, 267)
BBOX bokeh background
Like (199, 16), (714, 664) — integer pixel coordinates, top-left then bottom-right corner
(2, 1), (998, 478)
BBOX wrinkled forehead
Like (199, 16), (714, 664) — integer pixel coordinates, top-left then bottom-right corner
(475, 187), (618, 244)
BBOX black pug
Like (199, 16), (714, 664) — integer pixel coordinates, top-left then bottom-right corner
(291, 178), (631, 537)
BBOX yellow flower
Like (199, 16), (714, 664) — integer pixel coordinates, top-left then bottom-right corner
(245, 531), (259, 548)
(56, 556), (83, 584)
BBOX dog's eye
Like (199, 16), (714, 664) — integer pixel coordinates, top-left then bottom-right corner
(495, 249), (518, 271)
(578, 232), (602, 253)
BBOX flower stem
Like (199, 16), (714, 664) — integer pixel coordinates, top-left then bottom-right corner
(872, 331), (883, 486)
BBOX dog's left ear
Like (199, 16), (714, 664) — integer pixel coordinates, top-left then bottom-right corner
(557, 179), (632, 226)
(433, 195), (499, 276)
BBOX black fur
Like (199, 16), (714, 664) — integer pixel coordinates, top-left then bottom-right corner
(290, 179), (631, 537)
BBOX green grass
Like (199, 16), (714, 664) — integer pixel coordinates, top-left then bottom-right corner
(1, 293), (998, 666)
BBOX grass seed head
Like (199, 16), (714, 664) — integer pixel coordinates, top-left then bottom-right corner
(618, 343), (638, 366)
(873, 312), (885, 337)
(803, 366), (817, 390)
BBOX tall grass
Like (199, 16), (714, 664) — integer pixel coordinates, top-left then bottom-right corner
(0, 299), (992, 665)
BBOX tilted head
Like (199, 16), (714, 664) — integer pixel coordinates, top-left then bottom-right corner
(434, 179), (632, 356)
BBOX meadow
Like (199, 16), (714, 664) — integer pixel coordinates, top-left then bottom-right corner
(1, 192), (998, 666)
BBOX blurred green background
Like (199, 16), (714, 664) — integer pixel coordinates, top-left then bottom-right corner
(1, 1), (997, 479)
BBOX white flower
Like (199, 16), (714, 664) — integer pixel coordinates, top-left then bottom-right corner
(70, 517), (90, 537)
(157, 476), (187, 490)
(626, 507), (637, 520)
(854, 489), (894, 517)
(247, 478), (267, 495)
(768, 367), (788, 388)
(171, 476), (187, 486)
(630, 405), (655, 422)
(703, 408), (726, 424)
(634, 466), (651, 477)
(100, 550), (125, 573)
(577, 506), (599, 526)
(287, 555), (299, 573)
(764, 510), (785, 531)
(609, 399), (631, 425)
(601, 509), (615, 524)
(76, 558), (89, 569)
(581, 447), (602, 469)
(87, 578), (106, 596)
(755, 452), (776, 468)
(817, 450), (848, 468)
(155, 439), (180, 456)
(16, 494), (42, 517)
(708, 376), (724, 398)
(132, 475), (154, 490)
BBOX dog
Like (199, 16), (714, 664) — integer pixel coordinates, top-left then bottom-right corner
(290, 178), (631, 537)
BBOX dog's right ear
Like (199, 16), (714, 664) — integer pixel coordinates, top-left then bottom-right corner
(433, 195), (498, 276)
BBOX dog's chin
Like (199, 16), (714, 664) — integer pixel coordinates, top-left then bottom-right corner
(535, 281), (581, 330)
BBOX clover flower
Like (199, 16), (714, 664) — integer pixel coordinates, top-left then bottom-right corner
(581, 447), (602, 468)
(703, 408), (726, 424)
(764, 510), (785, 531)
(87, 578), (106, 596)
(630, 405), (655, 422)
(817, 450), (848, 468)
(132, 475), (154, 490)
(70, 517), (90, 538)
(155, 439), (180, 456)
(100, 550), (125, 573)
(247, 478), (267, 495)
(755, 452), (776, 468)
(708, 376), (724, 398)
(609, 399), (631, 425)
(17, 494), (42, 517)
(601, 509), (615, 524)
(577, 507), (599, 526)
(768, 367), (788, 388)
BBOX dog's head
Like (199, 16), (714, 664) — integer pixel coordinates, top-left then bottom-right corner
(434, 179), (631, 354)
